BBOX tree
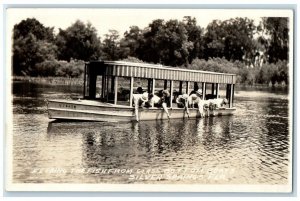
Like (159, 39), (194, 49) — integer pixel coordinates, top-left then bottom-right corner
(137, 19), (165, 64)
(156, 19), (192, 66)
(262, 17), (289, 63)
(56, 20), (102, 61)
(183, 16), (204, 63)
(101, 29), (122, 60)
(203, 20), (226, 59)
(13, 18), (55, 42)
(13, 34), (58, 76)
(119, 26), (143, 58)
(12, 18), (57, 75)
(204, 18), (257, 62)
(137, 19), (193, 66)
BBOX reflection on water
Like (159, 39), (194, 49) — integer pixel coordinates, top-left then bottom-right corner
(12, 82), (290, 184)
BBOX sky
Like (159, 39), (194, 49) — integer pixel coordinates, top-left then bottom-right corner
(6, 8), (293, 39)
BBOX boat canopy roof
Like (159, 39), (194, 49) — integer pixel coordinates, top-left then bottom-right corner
(88, 60), (237, 84)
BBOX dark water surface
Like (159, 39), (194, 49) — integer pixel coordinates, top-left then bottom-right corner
(12, 82), (290, 184)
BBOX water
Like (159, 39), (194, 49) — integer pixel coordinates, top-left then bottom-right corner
(12, 82), (290, 184)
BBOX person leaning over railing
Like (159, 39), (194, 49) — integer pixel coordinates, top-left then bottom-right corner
(132, 92), (149, 121)
(160, 90), (171, 119)
(176, 93), (189, 117)
(150, 89), (171, 119)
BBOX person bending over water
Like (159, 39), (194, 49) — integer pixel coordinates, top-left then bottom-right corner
(132, 92), (149, 121)
(148, 93), (161, 107)
(176, 94), (190, 117)
(149, 90), (171, 119)
(160, 90), (171, 119)
(187, 89), (205, 117)
(198, 98), (228, 117)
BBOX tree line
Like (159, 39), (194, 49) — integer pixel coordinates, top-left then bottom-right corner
(12, 16), (289, 85)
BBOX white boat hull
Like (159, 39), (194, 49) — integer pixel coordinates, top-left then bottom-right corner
(47, 99), (236, 122)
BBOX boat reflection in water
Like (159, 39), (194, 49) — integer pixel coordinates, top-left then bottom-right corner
(46, 116), (239, 184)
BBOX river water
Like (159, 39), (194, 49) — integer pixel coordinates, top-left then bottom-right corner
(11, 82), (290, 185)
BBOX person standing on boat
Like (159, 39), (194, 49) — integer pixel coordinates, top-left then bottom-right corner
(176, 93), (190, 117)
(132, 92), (149, 121)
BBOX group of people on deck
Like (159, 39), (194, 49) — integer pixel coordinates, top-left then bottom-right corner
(132, 86), (228, 121)
(132, 88), (171, 121)
(176, 89), (228, 118)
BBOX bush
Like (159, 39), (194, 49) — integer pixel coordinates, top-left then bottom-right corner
(56, 59), (85, 77)
(254, 60), (288, 85)
(35, 59), (85, 77)
(188, 57), (288, 86)
(188, 57), (243, 74)
(35, 60), (59, 76)
(276, 60), (288, 85)
(122, 56), (146, 63)
(34, 57), (288, 86)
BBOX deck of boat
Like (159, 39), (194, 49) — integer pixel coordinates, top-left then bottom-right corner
(48, 99), (132, 108)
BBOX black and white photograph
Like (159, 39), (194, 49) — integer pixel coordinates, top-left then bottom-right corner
(5, 7), (293, 192)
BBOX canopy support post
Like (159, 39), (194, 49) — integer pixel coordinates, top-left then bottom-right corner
(106, 76), (109, 102)
(164, 80), (168, 90)
(226, 84), (230, 107)
(170, 80), (173, 108)
(111, 76), (115, 93)
(88, 70), (97, 100)
(152, 79), (156, 94)
(83, 63), (86, 98)
(147, 79), (151, 93)
(101, 75), (105, 99)
(194, 82), (199, 91)
(114, 76), (118, 105)
(216, 83), (220, 98)
(186, 81), (190, 95)
(179, 81), (183, 94)
(202, 82), (206, 100)
(230, 84), (234, 108)
(129, 77), (134, 107)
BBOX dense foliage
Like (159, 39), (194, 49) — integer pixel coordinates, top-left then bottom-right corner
(13, 18), (57, 76)
(35, 59), (85, 77)
(56, 20), (102, 61)
(12, 17), (289, 86)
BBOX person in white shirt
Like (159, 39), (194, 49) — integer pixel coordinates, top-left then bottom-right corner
(187, 89), (202, 108)
(148, 94), (161, 107)
(176, 94), (190, 117)
(148, 92), (170, 119)
(199, 98), (228, 116)
(132, 92), (149, 121)
(210, 98), (228, 108)
(186, 89), (204, 117)
(160, 90), (171, 119)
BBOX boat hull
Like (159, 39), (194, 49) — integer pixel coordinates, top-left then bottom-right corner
(47, 99), (236, 122)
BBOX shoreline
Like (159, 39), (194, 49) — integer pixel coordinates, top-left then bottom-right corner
(13, 76), (84, 86)
(12, 76), (288, 89)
